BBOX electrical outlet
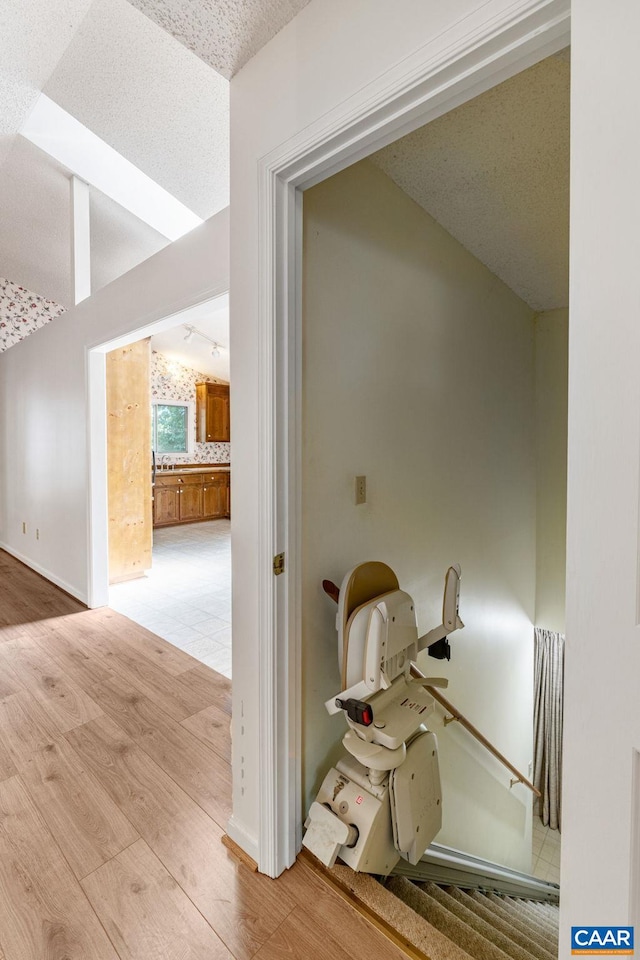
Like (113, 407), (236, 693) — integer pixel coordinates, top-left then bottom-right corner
(355, 475), (367, 505)
(22, 522), (26, 534)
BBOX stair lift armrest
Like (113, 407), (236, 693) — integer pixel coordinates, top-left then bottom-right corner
(411, 676), (449, 689)
(417, 564), (464, 653)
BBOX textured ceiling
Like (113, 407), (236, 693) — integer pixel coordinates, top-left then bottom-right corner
(45, 0), (229, 219)
(125, 0), (311, 79)
(0, 135), (168, 309)
(0, 0), (94, 169)
(371, 54), (570, 312)
(0, 0), (229, 310)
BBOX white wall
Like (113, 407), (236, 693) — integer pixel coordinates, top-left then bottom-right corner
(534, 308), (568, 634)
(562, 0), (640, 943)
(0, 209), (229, 602)
(302, 158), (536, 869)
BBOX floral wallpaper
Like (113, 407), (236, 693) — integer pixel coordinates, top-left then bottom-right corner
(151, 350), (230, 464)
(0, 278), (65, 352)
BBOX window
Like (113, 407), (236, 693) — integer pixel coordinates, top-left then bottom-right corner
(152, 401), (194, 455)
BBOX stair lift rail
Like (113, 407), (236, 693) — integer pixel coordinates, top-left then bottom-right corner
(411, 663), (541, 798)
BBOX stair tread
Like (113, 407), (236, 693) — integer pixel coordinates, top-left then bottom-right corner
(331, 865), (477, 960)
(449, 888), (557, 960)
(470, 892), (558, 953)
(418, 882), (550, 960)
(503, 897), (559, 934)
(387, 877), (529, 960)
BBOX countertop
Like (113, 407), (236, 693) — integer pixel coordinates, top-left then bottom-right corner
(155, 464), (230, 475)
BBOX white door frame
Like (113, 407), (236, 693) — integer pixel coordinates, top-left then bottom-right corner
(86, 288), (229, 610)
(257, 0), (571, 876)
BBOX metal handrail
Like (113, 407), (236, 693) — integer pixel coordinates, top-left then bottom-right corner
(411, 664), (541, 798)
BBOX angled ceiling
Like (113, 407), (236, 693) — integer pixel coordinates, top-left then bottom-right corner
(151, 295), (230, 380)
(0, 0), (568, 356)
(44, 0), (229, 220)
(370, 53), (570, 312)
(1, 0), (312, 349)
(0, 0), (95, 169)
(0, 0), (232, 314)
(126, 0), (311, 79)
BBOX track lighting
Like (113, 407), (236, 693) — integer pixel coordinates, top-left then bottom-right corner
(182, 324), (224, 356)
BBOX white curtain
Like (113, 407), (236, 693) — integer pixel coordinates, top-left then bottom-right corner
(533, 627), (564, 831)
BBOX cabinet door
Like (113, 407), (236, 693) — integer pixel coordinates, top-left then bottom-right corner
(154, 486), (179, 525)
(179, 483), (203, 521)
(196, 383), (230, 442)
(203, 476), (227, 518)
(224, 474), (231, 518)
(206, 392), (230, 442)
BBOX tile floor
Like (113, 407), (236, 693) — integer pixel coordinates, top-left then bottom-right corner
(532, 817), (561, 884)
(109, 520), (232, 677)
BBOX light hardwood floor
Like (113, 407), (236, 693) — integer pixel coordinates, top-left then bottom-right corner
(0, 549), (408, 960)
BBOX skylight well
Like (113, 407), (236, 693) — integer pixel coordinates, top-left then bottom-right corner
(21, 94), (203, 241)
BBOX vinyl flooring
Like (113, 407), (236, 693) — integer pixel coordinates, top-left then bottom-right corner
(109, 519), (232, 677)
(0, 548), (408, 960)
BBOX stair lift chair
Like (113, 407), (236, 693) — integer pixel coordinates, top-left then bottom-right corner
(303, 561), (463, 875)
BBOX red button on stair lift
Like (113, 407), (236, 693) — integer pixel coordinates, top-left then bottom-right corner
(335, 698), (374, 726)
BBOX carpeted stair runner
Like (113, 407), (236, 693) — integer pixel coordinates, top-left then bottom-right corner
(470, 892), (558, 955)
(383, 877), (559, 960)
(510, 899), (558, 936)
(325, 860), (559, 960)
(331, 864), (476, 960)
(446, 887), (557, 960)
(492, 898), (556, 940)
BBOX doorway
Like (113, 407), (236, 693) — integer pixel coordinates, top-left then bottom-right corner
(91, 293), (233, 678)
(240, 13), (572, 878)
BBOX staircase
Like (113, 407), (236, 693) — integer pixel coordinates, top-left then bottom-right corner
(327, 859), (559, 960)
(385, 878), (559, 960)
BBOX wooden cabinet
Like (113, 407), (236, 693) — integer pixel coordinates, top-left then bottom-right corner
(203, 474), (230, 519)
(153, 484), (180, 526)
(153, 470), (230, 527)
(196, 382), (230, 442)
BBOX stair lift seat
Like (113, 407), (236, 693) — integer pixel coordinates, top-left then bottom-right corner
(303, 561), (463, 875)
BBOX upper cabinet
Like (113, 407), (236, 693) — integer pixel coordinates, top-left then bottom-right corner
(196, 381), (230, 442)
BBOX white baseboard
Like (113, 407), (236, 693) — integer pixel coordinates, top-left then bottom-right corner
(225, 815), (259, 867)
(0, 542), (88, 606)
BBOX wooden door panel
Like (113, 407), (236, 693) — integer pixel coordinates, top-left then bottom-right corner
(106, 339), (152, 583)
(179, 485), (203, 521)
(153, 487), (179, 526)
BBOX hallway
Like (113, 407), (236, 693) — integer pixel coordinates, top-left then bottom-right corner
(0, 549), (409, 960)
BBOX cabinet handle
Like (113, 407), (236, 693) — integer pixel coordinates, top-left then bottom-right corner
(204, 487), (207, 491)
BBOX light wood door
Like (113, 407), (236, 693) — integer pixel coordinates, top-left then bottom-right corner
(106, 339), (152, 583)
